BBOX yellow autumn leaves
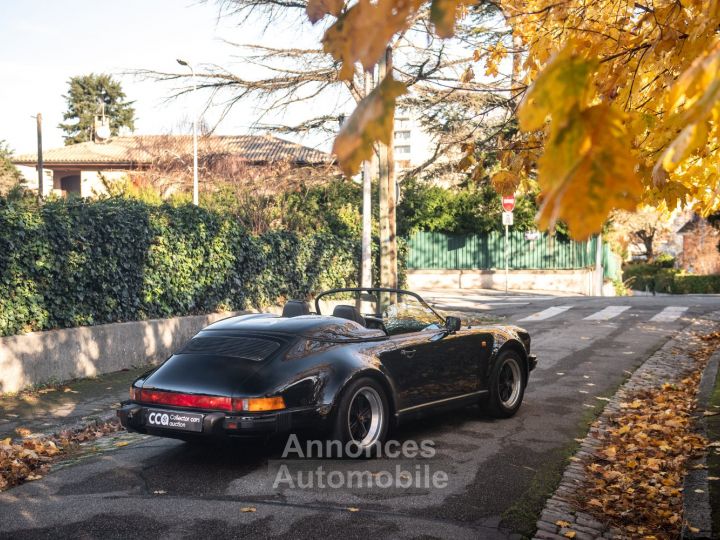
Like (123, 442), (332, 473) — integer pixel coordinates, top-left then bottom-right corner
(0, 419), (124, 491)
(0, 437), (60, 491)
(516, 50), (644, 237)
(504, 0), (720, 237)
(579, 330), (720, 538)
(583, 376), (707, 539)
(333, 75), (407, 177)
(304, 0), (720, 239)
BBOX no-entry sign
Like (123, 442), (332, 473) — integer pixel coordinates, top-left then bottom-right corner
(501, 195), (515, 212)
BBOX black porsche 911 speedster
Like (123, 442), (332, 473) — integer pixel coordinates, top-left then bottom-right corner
(117, 287), (536, 451)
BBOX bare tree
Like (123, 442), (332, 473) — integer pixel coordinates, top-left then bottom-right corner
(109, 134), (336, 197)
(608, 208), (680, 262)
(132, 1), (517, 178)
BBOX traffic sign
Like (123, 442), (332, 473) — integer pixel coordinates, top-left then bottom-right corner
(502, 211), (514, 226)
(501, 195), (515, 212)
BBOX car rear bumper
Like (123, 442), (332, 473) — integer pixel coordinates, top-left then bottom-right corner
(528, 354), (537, 372)
(117, 402), (324, 439)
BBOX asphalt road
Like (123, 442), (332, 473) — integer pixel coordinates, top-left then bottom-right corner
(1, 293), (719, 540)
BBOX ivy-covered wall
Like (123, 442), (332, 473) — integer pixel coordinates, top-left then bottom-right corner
(0, 196), (360, 337)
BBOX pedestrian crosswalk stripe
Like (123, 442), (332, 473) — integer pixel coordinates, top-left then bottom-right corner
(584, 306), (631, 321)
(518, 305), (573, 322)
(650, 306), (688, 322)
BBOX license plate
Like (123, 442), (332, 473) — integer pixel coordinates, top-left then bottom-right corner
(145, 409), (204, 432)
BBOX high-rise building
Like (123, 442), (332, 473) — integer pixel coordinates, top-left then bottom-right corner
(392, 110), (435, 173)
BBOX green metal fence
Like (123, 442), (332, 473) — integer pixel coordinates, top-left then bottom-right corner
(407, 231), (600, 271)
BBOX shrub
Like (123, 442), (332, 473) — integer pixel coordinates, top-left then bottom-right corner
(654, 253), (676, 268)
(396, 178), (544, 236)
(622, 260), (720, 294)
(0, 194), (363, 337)
(668, 274), (720, 294)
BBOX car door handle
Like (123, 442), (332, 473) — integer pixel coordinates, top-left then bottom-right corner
(400, 349), (416, 359)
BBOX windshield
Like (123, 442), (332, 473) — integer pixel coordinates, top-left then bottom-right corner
(315, 288), (445, 336)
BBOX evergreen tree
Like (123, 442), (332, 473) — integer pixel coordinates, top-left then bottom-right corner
(58, 74), (136, 145)
(0, 140), (21, 194)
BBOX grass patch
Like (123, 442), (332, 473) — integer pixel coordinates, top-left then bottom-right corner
(500, 400), (610, 538)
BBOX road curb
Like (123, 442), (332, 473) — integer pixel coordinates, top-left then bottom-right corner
(531, 314), (720, 540)
(681, 349), (720, 540)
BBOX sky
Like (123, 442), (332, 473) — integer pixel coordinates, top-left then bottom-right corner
(0, 0), (333, 155)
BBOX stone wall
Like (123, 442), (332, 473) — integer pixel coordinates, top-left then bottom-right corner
(0, 311), (250, 394)
(406, 268), (598, 295)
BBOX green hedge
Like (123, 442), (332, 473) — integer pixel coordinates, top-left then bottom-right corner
(669, 274), (720, 294)
(622, 263), (720, 294)
(622, 264), (674, 292)
(0, 196), (361, 336)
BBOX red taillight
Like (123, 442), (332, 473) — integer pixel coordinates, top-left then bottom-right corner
(138, 389), (233, 411)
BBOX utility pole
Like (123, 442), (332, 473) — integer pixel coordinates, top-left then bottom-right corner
(36, 113), (44, 197)
(360, 70), (373, 289)
(177, 58), (199, 205)
(378, 47), (398, 289)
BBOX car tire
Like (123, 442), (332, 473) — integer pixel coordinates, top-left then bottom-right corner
(332, 377), (390, 458)
(485, 350), (526, 418)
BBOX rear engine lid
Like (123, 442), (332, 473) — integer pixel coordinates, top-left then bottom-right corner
(177, 334), (282, 361)
(141, 333), (289, 397)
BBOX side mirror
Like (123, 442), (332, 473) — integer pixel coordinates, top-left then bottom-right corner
(445, 316), (462, 333)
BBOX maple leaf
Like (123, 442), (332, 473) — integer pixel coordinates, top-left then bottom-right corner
(483, 41), (507, 78)
(430, 0), (473, 38)
(536, 103), (642, 238)
(517, 47), (597, 132)
(459, 65), (474, 83)
(306, 0), (344, 24)
(322, 0), (423, 79)
(490, 170), (520, 196)
(617, 424), (631, 435)
(333, 74), (407, 176)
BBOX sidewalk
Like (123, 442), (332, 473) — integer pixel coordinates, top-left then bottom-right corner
(532, 312), (720, 539)
(0, 367), (147, 440)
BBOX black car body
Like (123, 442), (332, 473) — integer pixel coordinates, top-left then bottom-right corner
(118, 288), (536, 447)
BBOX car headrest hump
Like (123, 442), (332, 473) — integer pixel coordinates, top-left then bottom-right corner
(332, 304), (366, 327)
(282, 300), (311, 318)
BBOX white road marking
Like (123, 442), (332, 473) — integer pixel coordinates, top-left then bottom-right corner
(583, 306), (631, 321)
(650, 306), (688, 322)
(518, 305), (573, 322)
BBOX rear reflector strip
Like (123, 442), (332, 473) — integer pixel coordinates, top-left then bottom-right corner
(138, 389), (232, 411)
(136, 390), (286, 412)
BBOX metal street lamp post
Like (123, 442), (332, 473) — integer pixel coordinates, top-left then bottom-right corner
(176, 58), (198, 206)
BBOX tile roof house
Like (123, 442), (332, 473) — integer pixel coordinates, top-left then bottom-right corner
(13, 135), (334, 197)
